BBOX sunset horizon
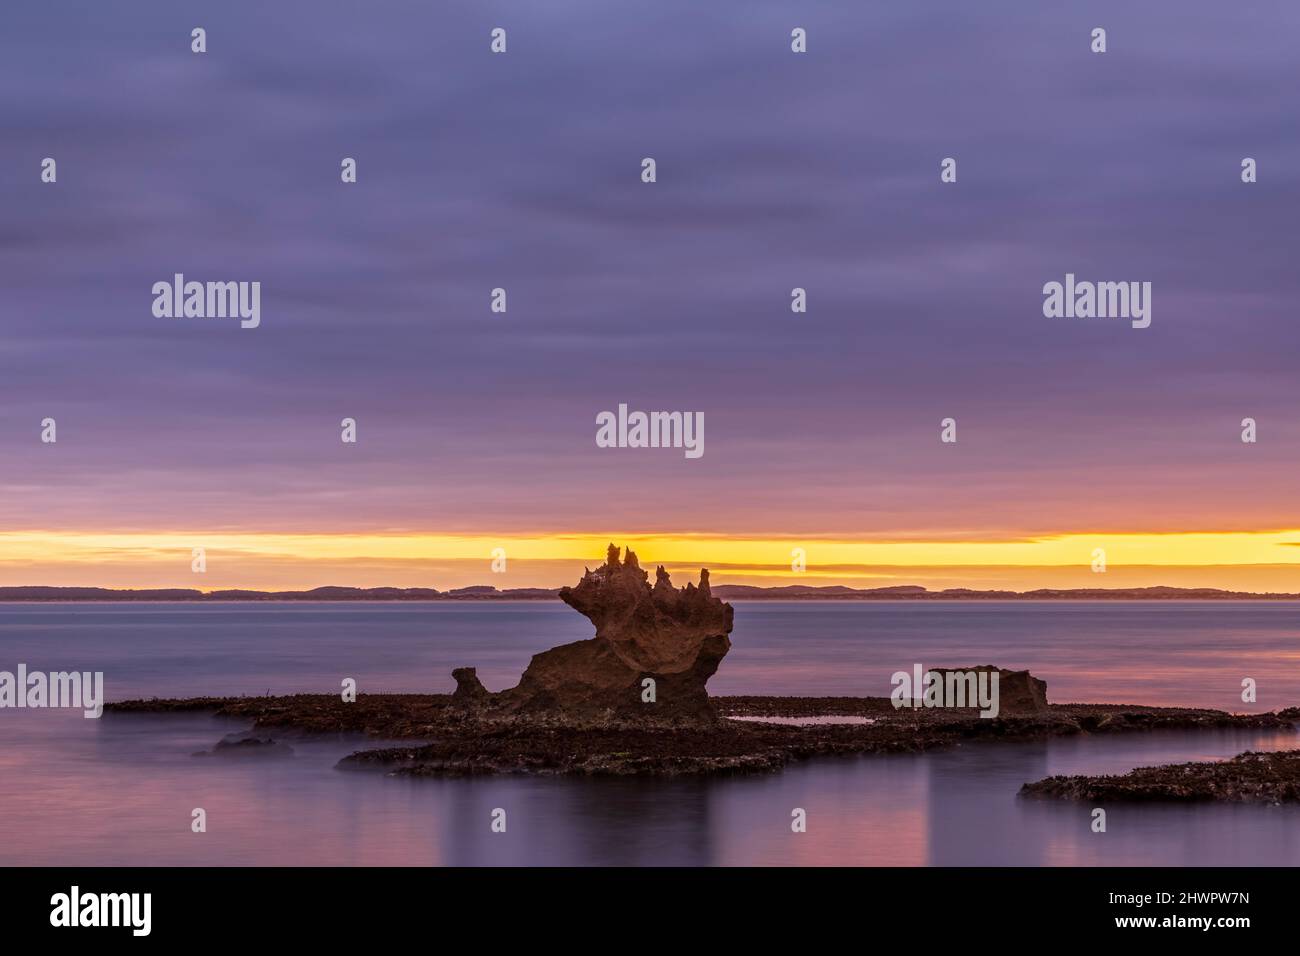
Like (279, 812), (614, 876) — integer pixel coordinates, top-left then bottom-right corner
(8, 528), (1300, 592)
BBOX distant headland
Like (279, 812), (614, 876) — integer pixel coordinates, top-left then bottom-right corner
(5, 583), (1300, 602)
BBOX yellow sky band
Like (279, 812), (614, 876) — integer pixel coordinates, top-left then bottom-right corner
(3, 530), (1300, 567)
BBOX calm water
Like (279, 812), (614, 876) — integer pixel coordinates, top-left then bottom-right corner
(1, 601), (1298, 866)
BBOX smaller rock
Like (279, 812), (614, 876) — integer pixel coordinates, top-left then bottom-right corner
(451, 667), (492, 704)
(927, 665), (1049, 715)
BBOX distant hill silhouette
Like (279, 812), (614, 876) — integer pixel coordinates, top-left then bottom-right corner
(2, 584), (1300, 602)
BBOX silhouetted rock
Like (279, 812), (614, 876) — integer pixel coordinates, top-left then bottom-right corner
(451, 667), (491, 704)
(453, 545), (734, 724)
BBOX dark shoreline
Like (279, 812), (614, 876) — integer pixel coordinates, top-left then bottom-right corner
(1022, 746), (1300, 804)
(12, 586), (1300, 602)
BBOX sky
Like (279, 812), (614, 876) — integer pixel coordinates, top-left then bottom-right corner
(3, 1), (1300, 591)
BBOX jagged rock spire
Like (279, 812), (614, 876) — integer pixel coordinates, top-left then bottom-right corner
(449, 545), (735, 724)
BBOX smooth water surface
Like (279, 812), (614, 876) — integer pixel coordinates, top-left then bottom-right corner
(2, 602), (1298, 865)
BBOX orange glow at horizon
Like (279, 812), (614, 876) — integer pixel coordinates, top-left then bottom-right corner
(3, 529), (1300, 592)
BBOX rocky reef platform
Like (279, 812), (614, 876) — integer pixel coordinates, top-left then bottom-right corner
(1021, 749), (1300, 804)
(105, 692), (1292, 777)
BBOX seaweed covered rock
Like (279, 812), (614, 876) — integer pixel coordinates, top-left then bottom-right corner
(1021, 750), (1300, 803)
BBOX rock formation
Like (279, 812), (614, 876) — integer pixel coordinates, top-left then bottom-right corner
(455, 544), (734, 724)
(451, 667), (491, 704)
(927, 666), (1050, 715)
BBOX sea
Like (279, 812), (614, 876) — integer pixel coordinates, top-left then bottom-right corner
(1, 601), (1297, 865)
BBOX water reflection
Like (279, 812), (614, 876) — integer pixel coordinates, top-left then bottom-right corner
(2, 703), (1299, 866)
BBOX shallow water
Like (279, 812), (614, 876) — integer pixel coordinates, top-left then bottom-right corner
(2, 601), (1298, 865)
(1, 709), (1295, 866)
